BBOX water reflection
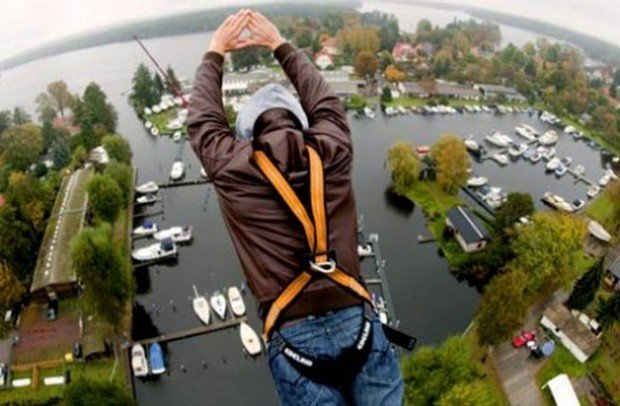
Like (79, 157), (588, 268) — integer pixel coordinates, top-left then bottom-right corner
(132, 303), (161, 341)
(383, 187), (415, 217)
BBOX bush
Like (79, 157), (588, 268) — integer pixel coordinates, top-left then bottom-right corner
(86, 174), (123, 223)
(102, 134), (132, 165)
(64, 379), (134, 405)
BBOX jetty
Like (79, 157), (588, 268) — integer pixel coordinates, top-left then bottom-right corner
(132, 317), (245, 346)
(566, 168), (594, 186)
(158, 178), (211, 189)
(417, 234), (436, 243)
(133, 209), (164, 220)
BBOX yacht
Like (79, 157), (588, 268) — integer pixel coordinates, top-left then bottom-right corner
(485, 132), (512, 148)
(546, 157), (562, 171)
(464, 136), (480, 152)
(210, 291), (227, 320)
(240, 322), (262, 356)
(515, 126), (536, 141)
(508, 143), (528, 157)
(467, 176), (488, 187)
(529, 152), (542, 163)
(132, 221), (158, 237)
(542, 192), (573, 213)
(539, 130), (558, 145)
(555, 164), (567, 177)
(540, 147), (556, 161)
(492, 153), (509, 165)
(154, 226), (193, 244)
(192, 285), (210, 326)
(131, 238), (177, 262)
(522, 124), (539, 136)
(357, 243), (374, 257)
(586, 185), (600, 199)
(170, 160), (185, 180)
(363, 107), (375, 119)
(588, 221), (611, 243)
(227, 286), (246, 317)
(135, 181), (159, 195)
(131, 345), (149, 378)
(136, 194), (160, 206)
(149, 343), (166, 375)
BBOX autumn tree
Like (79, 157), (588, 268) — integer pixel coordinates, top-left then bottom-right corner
(387, 141), (421, 194)
(0, 123), (43, 171)
(567, 259), (604, 310)
(36, 80), (73, 120)
(494, 192), (535, 233)
(86, 174), (123, 223)
(0, 261), (24, 310)
(476, 269), (528, 345)
(437, 381), (498, 406)
(384, 65), (406, 82)
(338, 25), (380, 57)
(354, 51), (378, 79)
(102, 134), (132, 165)
(430, 135), (470, 194)
(6, 172), (49, 232)
(606, 179), (620, 230)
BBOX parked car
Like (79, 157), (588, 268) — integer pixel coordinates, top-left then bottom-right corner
(512, 330), (536, 347)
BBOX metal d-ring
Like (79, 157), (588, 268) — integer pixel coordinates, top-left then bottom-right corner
(309, 259), (336, 274)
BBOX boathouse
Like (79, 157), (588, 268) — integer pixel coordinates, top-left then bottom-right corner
(475, 83), (526, 102)
(445, 206), (490, 253)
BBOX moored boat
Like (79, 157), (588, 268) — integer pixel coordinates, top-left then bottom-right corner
(154, 226), (193, 243)
(210, 291), (227, 320)
(227, 286), (246, 317)
(464, 137), (480, 152)
(485, 132), (512, 148)
(546, 157), (561, 171)
(492, 153), (508, 165)
(170, 160), (185, 180)
(136, 181), (159, 195)
(467, 175), (488, 187)
(508, 143), (527, 157)
(357, 243), (374, 257)
(588, 221), (611, 243)
(240, 322), (262, 356)
(542, 192), (573, 213)
(132, 221), (158, 237)
(136, 194), (160, 206)
(555, 164), (567, 177)
(515, 126), (536, 141)
(586, 185), (600, 199)
(538, 130), (558, 145)
(149, 343), (166, 375)
(131, 238), (177, 262)
(192, 285), (210, 326)
(131, 344), (148, 378)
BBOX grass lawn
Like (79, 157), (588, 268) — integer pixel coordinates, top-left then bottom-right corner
(384, 96), (527, 109)
(588, 324), (620, 401)
(587, 193), (618, 233)
(148, 108), (181, 136)
(536, 345), (590, 405)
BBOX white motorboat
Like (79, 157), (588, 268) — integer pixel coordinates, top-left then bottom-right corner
(540, 147), (556, 161)
(172, 131), (183, 142)
(508, 143), (527, 157)
(555, 164), (568, 177)
(464, 137), (480, 152)
(588, 221), (611, 243)
(363, 107), (375, 119)
(240, 322), (262, 356)
(542, 192), (573, 213)
(599, 173), (610, 187)
(564, 125), (577, 134)
(200, 167), (208, 178)
(485, 132), (512, 148)
(357, 243), (374, 257)
(397, 106), (408, 115)
(136, 181), (159, 195)
(150, 127), (159, 136)
(530, 152), (542, 163)
(192, 285), (210, 326)
(210, 291), (227, 320)
(586, 185), (600, 199)
(515, 126), (536, 141)
(384, 106), (397, 116)
(573, 165), (585, 176)
(546, 157), (562, 171)
(144, 107), (152, 116)
(131, 238), (177, 262)
(132, 221), (158, 237)
(145, 121), (153, 129)
(539, 130), (558, 145)
(467, 176), (488, 187)
(131, 344), (149, 378)
(170, 160), (185, 180)
(136, 194), (160, 206)
(227, 286), (246, 317)
(154, 226), (193, 243)
(492, 153), (509, 165)
(522, 124), (539, 137)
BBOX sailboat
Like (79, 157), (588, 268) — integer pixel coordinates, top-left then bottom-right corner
(192, 285), (210, 326)
(210, 290), (227, 320)
(149, 342), (166, 375)
(240, 322), (262, 356)
(227, 286), (246, 317)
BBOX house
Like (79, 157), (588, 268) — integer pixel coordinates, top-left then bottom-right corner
(475, 84), (526, 102)
(603, 256), (620, 290)
(89, 146), (109, 166)
(414, 42), (434, 57)
(52, 116), (80, 136)
(222, 70), (281, 96)
(314, 51), (334, 70)
(434, 82), (480, 100)
(321, 37), (340, 56)
(391, 42), (416, 62)
(400, 82), (431, 98)
(540, 302), (601, 363)
(445, 206), (491, 253)
(328, 80), (365, 98)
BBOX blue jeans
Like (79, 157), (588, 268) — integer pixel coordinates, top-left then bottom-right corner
(267, 306), (404, 405)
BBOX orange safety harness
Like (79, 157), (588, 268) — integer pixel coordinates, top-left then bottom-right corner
(253, 145), (375, 341)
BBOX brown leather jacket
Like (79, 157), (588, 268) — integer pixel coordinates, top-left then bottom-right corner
(188, 43), (361, 320)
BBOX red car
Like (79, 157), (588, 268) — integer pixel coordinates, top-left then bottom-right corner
(512, 330), (536, 347)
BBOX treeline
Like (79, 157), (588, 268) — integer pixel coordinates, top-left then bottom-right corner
(130, 64), (181, 114)
(0, 1), (361, 71)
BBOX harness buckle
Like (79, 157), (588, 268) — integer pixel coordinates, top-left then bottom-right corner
(309, 259), (336, 274)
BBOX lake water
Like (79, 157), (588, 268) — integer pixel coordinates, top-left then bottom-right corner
(0, 6), (610, 405)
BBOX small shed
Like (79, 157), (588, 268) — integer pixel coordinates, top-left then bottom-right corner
(541, 374), (580, 406)
(604, 256), (620, 290)
(445, 206), (490, 253)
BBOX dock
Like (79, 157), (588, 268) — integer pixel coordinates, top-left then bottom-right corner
(133, 209), (164, 220)
(566, 168), (594, 186)
(363, 233), (399, 329)
(417, 234), (436, 243)
(158, 178), (211, 189)
(133, 317), (246, 346)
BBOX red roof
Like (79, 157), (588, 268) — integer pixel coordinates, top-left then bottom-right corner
(392, 42), (416, 60)
(52, 116), (81, 136)
(322, 37), (338, 48)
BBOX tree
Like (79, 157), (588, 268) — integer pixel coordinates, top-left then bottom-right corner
(606, 179), (620, 230)
(345, 94), (366, 110)
(338, 25), (381, 58)
(401, 336), (482, 405)
(437, 381), (497, 406)
(6, 172), (49, 231)
(71, 145), (88, 169)
(596, 292), (620, 329)
(0, 110), (11, 134)
(381, 87), (393, 103)
(51, 140), (71, 170)
(12, 107), (31, 125)
(102, 134), (132, 165)
(0, 123), (43, 171)
(86, 174), (123, 223)
(131, 64), (158, 113)
(64, 379), (135, 405)
(76, 82), (117, 133)
(494, 192), (535, 232)
(70, 224), (133, 328)
(416, 19), (433, 37)
(511, 212), (586, 292)
(430, 135), (470, 194)
(377, 50), (394, 71)
(567, 259), (604, 310)
(232, 48), (272, 71)
(387, 141), (421, 194)
(165, 65), (181, 94)
(0, 261), (24, 310)
(354, 51), (378, 79)
(36, 80), (73, 120)
(0, 205), (37, 281)
(104, 161), (133, 207)
(153, 73), (164, 100)
(476, 269), (528, 346)
(384, 65), (406, 82)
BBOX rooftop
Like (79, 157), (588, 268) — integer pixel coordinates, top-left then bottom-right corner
(446, 206), (491, 244)
(607, 256), (620, 279)
(476, 83), (522, 95)
(543, 302), (601, 358)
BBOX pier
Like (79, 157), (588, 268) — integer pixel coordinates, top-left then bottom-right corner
(566, 168), (594, 186)
(132, 317), (246, 346)
(158, 178), (211, 189)
(417, 234), (436, 243)
(363, 233), (399, 328)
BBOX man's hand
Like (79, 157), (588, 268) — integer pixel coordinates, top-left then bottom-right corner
(209, 10), (252, 56)
(244, 11), (286, 52)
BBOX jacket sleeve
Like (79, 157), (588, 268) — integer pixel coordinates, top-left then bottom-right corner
(274, 43), (351, 150)
(187, 51), (242, 178)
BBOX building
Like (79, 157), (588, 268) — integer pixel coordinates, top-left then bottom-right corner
(321, 37), (340, 56)
(414, 42), (434, 57)
(52, 116), (81, 136)
(89, 146), (110, 166)
(328, 80), (365, 98)
(434, 82), (480, 100)
(391, 42), (416, 62)
(604, 256), (620, 290)
(400, 82), (431, 98)
(542, 374), (580, 406)
(222, 70), (281, 96)
(314, 51), (334, 70)
(475, 84), (526, 102)
(445, 206), (491, 253)
(540, 302), (601, 363)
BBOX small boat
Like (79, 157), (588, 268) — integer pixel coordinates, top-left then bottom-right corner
(560, 157), (572, 167)
(172, 131), (183, 142)
(136, 194), (160, 206)
(170, 160), (185, 180)
(541, 147), (556, 161)
(131, 238), (177, 262)
(154, 226), (193, 243)
(586, 185), (600, 199)
(363, 107), (375, 119)
(555, 164), (567, 177)
(607, 169), (618, 181)
(192, 285), (210, 326)
(227, 286), (246, 317)
(564, 125), (577, 134)
(357, 243), (374, 257)
(546, 157), (561, 171)
(530, 152), (542, 163)
(150, 127), (159, 136)
(397, 106), (408, 115)
(144, 107), (152, 116)
(515, 126), (536, 141)
(131, 344), (149, 377)
(542, 192), (573, 213)
(149, 343), (166, 375)
(539, 130), (558, 145)
(573, 165), (585, 176)
(467, 175), (488, 187)
(571, 199), (585, 211)
(492, 153), (509, 165)
(523, 149), (534, 160)
(136, 181), (159, 195)
(573, 131), (583, 140)
(485, 132), (512, 148)
(522, 124), (539, 137)
(240, 322), (262, 356)
(588, 221), (611, 243)
(210, 291), (227, 320)
(508, 143), (527, 157)
(599, 173), (610, 187)
(152, 105), (162, 114)
(132, 221), (158, 237)
(145, 121), (153, 129)
(464, 137), (480, 152)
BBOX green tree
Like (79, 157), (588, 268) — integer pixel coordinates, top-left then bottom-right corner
(345, 94), (366, 110)
(494, 192), (535, 232)
(381, 86), (393, 103)
(153, 73), (164, 100)
(567, 259), (604, 310)
(166, 65), (181, 94)
(387, 141), (421, 194)
(0, 205), (37, 281)
(71, 145), (88, 169)
(476, 269), (528, 346)
(36, 80), (73, 120)
(416, 19), (433, 37)
(0, 261), (24, 310)
(64, 379), (135, 405)
(377, 50), (394, 71)
(102, 134), (132, 165)
(437, 380), (498, 406)
(0, 123), (43, 171)
(596, 292), (620, 329)
(76, 82), (117, 133)
(0, 110), (11, 134)
(51, 140), (71, 170)
(231, 48), (272, 71)
(70, 224), (133, 328)
(12, 107), (31, 125)
(6, 171), (50, 231)
(131, 63), (158, 112)
(86, 174), (123, 223)
(430, 135), (470, 194)
(354, 51), (378, 79)
(606, 179), (620, 230)
(104, 161), (133, 207)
